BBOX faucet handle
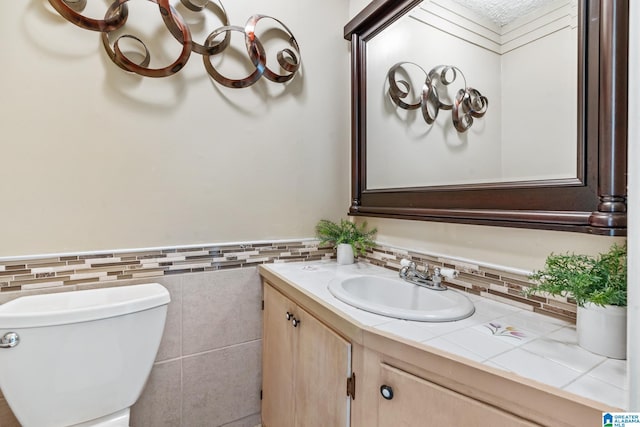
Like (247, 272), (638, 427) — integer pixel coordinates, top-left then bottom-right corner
(399, 259), (417, 279)
(435, 267), (458, 279)
(400, 258), (414, 268)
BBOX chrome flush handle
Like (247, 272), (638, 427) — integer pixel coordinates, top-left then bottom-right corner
(0, 332), (19, 348)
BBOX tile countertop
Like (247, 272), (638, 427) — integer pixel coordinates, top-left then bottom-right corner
(262, 260), (628, 410)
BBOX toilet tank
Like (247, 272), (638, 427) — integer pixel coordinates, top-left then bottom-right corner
(0, 283), (170, 427)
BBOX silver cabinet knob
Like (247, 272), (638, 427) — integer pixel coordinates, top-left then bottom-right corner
(292, 317), (300, 327)
(0, 332), (19, 348)
(286, 312), (292, 321)
(380, 385), (394, 400)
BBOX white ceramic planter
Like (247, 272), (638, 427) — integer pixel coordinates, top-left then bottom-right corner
(577, 303), (627, 359)
(336, 244), (355, 265)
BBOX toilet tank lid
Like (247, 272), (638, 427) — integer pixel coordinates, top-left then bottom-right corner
(0, 283), (171, 328)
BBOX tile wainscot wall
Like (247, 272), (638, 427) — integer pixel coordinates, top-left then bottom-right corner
(0, 239), (580, 426)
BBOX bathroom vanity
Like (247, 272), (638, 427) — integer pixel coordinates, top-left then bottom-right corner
(259, 261), (621, 427)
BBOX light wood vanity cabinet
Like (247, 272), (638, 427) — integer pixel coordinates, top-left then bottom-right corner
(260, 267), (614, 427)
(261, 283), (352, 427)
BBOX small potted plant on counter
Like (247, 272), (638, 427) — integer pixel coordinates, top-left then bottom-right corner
(525, 243), (627, 359)
(315, 219), (377, 265)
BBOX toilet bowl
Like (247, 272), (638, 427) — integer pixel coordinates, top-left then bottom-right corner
(0, 283), (170, 427)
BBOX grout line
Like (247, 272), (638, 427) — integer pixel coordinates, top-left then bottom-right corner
(180, 351), (184, 427)
(219, 412), (262, 427)
(181, 338), (263, 361)
(179, 274), (184, 427)
(560, 369), (592, 389)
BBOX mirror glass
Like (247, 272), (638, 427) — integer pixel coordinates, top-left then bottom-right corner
(366, 0), (578, 189)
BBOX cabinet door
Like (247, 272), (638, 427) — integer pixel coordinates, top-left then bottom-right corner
(262, 285), (296, 427)
(378, 363), (540, 427)
(294, 304), (352, 427)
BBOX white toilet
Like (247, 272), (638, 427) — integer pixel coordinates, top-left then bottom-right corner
(0, 283), (170, 427)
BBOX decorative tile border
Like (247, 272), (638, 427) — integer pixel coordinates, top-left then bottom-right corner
(358, 245), (577, 324)
(0, 240), (333, 294)
(0, 240), (576, 324)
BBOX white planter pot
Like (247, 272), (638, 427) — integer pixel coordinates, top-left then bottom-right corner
(577, 303), (627, 359)
(336, 244), (355, 265)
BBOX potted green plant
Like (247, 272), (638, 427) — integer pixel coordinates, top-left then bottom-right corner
(525, 243), (627, 359)
(315, 219), (377, 265)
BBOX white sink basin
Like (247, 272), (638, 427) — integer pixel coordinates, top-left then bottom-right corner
(328, 275), (475, 322)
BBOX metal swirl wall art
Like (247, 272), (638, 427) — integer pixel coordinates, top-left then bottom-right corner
(47, 0), (301, 89)
(387, 62), (488, 133)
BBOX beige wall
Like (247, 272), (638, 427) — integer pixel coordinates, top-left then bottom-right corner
(1, 0), (626, 272)
(349, 0), (371, 19)
(501, 24), (577, 181)
(1, 1), (351, 257)
(358, 217), (623, 271)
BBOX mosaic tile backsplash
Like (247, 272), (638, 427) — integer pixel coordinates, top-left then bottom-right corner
(0, 241), (333, 293)
(359, 245), (577, 324)
(0, 240), (576, 323)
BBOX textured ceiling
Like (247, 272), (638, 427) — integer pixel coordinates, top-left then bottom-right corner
(448, 0), (559, 26)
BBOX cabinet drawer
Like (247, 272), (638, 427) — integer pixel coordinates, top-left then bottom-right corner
(378, 363), (540, 427)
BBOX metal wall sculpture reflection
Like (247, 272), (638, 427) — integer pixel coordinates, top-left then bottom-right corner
(387, 62), (488, 133)
(47, 0), (301, 88)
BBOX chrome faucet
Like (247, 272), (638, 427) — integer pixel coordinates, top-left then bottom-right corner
(399, 259), (454, 291)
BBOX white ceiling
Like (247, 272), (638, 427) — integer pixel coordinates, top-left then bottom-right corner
(448, 0), (559, 26)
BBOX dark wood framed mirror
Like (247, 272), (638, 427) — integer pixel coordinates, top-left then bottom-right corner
(344, 0), (627, 235)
